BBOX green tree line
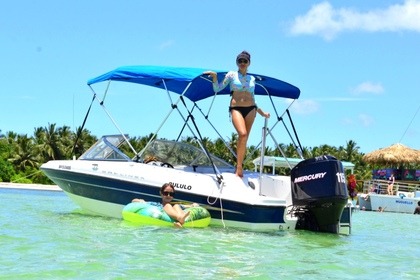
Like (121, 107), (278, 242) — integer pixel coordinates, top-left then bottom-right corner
(0, 123), (397, 187)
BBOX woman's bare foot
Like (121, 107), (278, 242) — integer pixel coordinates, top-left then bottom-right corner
(177, 211), (190, 224)
(174, 222), (183, 228)
(235, 166), (243, 178)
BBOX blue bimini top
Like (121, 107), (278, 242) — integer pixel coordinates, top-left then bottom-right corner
(87, 65), (300, 102)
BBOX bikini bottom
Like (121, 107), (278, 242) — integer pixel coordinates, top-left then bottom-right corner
(229, 105), (257, 118)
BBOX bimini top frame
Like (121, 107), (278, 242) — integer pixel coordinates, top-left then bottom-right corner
(84, 65), (302, 179)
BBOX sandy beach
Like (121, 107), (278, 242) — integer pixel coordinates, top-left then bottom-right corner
(0, 182), (61, 191)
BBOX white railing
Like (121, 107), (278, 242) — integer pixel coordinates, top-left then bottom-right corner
(362, 179), (420, 194)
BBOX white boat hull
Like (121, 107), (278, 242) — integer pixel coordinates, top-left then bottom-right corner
(368, 193), (420, 214)
(42, 159), (295, 231)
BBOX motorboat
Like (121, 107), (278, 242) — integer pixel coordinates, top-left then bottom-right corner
(41, 65), (351, 234)
(358, 180), (420, 213)
(364, 192), (420, 213)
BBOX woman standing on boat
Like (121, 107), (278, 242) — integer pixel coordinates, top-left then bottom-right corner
(387, 173), (395, 195)
(204, 51), (270, 177)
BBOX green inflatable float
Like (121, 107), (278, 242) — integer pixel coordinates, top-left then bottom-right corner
(122, 202), (211, 228)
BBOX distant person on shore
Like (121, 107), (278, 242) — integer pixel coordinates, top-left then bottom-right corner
(131, 183), (198, 227)
(387, 173), (395, 195)
(378, 206), (385, 212)
(370, 183), (381, 194)
(414, 201), (420, 215)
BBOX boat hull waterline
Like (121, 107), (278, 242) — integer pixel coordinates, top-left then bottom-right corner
(41, 152), (349, 233)
(41, 160), (292, 231)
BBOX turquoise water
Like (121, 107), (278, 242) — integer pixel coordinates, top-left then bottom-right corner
(1, 189), (419, 279)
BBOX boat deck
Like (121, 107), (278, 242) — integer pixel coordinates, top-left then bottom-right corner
(361, 179), (420, 195)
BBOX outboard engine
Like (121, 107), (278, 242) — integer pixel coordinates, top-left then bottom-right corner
(291, 155), (348, 234)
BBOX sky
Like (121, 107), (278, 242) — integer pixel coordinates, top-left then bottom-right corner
(1, 0), (419, 154)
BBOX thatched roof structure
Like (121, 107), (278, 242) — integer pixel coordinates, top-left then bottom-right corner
(363, 143), (420, 165)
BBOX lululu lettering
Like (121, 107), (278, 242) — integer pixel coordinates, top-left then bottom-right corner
(294, 172), (327, 183)
(170, 182), (192, 190)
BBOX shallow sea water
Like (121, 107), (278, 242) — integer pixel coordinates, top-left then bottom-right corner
(1, 188), (419, 279)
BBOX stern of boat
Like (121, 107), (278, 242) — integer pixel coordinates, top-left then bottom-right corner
(290, 156), (349, 234)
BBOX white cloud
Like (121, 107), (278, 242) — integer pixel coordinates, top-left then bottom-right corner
(288, 99), (320, 115)
(341, 117), (355, 125)
(358, 113), (375, 126)
(341, 113), (374, 127)
(315, 97), (367, 101)
(159, 40), (175, 50)
(289, 0), (420, 40)
(352, 82), (384, 95)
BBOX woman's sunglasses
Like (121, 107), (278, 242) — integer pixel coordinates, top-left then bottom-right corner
(162, 191), (174, 197)
(237, 59), (248, 64)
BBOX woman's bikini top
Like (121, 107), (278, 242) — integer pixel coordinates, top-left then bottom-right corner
(212, 71), (256, 98)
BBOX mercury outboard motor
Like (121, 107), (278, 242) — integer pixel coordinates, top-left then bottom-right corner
(291, 155), (348, 234)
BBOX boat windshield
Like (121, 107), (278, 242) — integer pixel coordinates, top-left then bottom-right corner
(78, 135), (232, 168)
(79, 135), (131, 161)
(139, 139), (233, 168)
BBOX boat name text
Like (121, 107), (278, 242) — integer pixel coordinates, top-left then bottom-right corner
(100, 170), (142, 180)
(395, 200), (413, 205)
(294, 172), (327, 183)
(59, 165), (71, 170)
(170, 182), (192, 190)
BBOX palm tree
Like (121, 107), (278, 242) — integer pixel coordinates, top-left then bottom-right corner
(35, 123), (63, 161)
(9, 134), (40, 171)
(213, 137), (232, 163)
(226, 133), (239, 165)
(1, 122), (384, 187)
(343, 140), (360, 163)
(6, 131), (18, 145)
(301, 146), (311, 159)
(58, 125), (73, 158)
(71, 126), (97, 158)
(284, 143), (301, 158)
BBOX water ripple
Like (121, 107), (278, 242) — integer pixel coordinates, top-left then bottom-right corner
(1, 189), (419, 279)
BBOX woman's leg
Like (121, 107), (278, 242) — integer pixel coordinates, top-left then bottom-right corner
(231, 109), (256, 177)
(173, 204), (186, 217)
(163, 204), (190, 224)
(388, 184), (394, 195)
